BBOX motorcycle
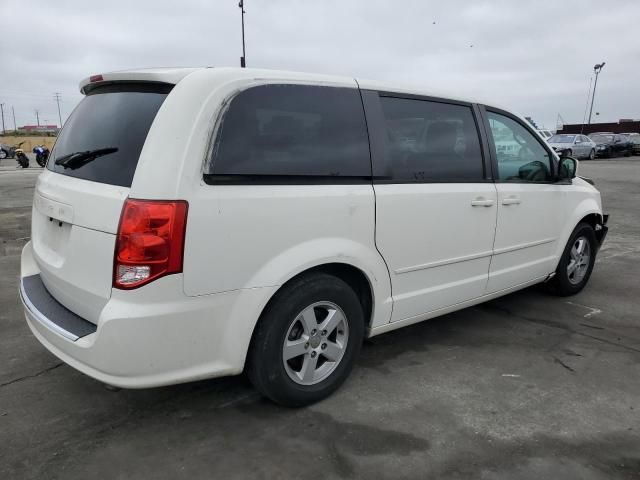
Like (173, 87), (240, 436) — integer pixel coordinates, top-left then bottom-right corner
(33, 145), (50, 167)
(15, 146), (29, 168)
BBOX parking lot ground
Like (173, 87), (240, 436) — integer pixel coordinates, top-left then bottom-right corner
(1, 158), (639, 479)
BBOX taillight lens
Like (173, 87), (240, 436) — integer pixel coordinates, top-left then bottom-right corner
(114, 199), (188, 289)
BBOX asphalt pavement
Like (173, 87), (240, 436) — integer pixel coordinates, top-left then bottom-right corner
(1, 157), (639, 479)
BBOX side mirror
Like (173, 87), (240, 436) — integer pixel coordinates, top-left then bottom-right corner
(558, 156), (577, 180)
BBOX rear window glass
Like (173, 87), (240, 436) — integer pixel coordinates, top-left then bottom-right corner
(207, 84), (371, 179)
(47, 83), (171, 187)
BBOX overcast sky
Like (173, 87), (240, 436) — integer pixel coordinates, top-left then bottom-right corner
(1, 0), (639, 130)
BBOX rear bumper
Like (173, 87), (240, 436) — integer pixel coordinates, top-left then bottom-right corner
(20, 241), (276, 388)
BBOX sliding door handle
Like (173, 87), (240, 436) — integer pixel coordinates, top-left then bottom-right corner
(502, 196), (521, 205)
(471, 197), (495, 207)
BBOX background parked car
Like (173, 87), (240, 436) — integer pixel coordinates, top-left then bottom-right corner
(624, 132), (640, 154)
(589, 133), (633, 158)
(547, 134), (596, 159)
(0, 143), (13, 159)
(537, 129), (554, 141)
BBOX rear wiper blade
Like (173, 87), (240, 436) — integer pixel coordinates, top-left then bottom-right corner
(54, 147), (118, 169)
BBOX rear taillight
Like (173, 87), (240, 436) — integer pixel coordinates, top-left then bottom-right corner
(114, 199), (188, 289)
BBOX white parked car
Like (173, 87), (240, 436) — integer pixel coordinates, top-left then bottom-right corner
(547, 134), (597, 160)
(20, 68), (608, 406)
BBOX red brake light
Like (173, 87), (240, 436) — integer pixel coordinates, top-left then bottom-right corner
(89, 74), (104, 83)
(114, 199), (188, 289)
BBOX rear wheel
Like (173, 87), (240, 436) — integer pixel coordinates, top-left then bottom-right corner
(589, 149), (595, 160)
(547, 222), (597, 296)
(0, 149), (7, 160)
(247, 272), (364, 407)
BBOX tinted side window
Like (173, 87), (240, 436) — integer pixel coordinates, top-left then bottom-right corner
(208, 84), (370, 178)
(378, 96), (484, 182)
(487, 111), (552, 183)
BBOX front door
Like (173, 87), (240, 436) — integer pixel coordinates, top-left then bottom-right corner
(367, 93), (497, 322)
(483, 109), (563, 293)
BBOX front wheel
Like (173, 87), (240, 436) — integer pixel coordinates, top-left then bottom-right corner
(589, 149), (595, 160)
(0, 149), (7, 160)
(547, 222), (597, 296)
(36, 155), (46, 167)
(247, 272), (364, 407)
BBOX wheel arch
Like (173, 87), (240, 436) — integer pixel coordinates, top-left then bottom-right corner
(553, 203), (604, 268)
(242, 260), (383, 373)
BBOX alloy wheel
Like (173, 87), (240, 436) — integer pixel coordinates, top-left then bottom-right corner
(282, 301), (349, 386)
(567, 236), (591, 285)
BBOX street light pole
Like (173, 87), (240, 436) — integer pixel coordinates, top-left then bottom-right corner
(239, 1), (246, 67)
(587, 62), (605, 125)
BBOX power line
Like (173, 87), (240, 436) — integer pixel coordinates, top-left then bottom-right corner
(580, 76), (593, 134)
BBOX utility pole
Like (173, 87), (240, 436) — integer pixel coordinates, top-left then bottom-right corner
(239, 0), (246, 67)
(54, 93), (63, 128)
(35, 109), (40, 126)
(588, 62), (605, 125)
(580, 76), (593, 134)
(11, 106), (17, 132)
(0, 103), (5, 134)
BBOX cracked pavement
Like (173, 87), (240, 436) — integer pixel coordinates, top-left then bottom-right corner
(1, 159), (639, 479)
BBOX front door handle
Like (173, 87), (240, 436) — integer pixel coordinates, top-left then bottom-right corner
(471, 197), (495, 207)
(502, 195), (521, 205)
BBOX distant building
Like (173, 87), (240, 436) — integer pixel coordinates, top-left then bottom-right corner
(558, 119), (640, 135)
(18, 125), (59, 134)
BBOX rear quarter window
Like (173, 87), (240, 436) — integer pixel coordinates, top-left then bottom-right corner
(48, 83), (171, 187)
(207, 84), (371, 180)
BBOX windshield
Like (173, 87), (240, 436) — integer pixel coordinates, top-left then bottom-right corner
(48, 83), (171, 187)
(590, 134), (613, 143)
(548, 135), (575, 143)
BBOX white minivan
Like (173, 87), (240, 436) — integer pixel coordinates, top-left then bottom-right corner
(20, 67), (608, 406)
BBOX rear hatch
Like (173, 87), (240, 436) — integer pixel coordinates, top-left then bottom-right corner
(32, 82), (171, 323)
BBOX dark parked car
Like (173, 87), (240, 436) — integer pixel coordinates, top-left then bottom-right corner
(621, 133), (640, 155)
(589, 133), (633, 158)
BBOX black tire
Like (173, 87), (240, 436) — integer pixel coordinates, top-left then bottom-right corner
(36, 156), (46, 167)
(547, 222), (597, 296)
(0, 149), (7, 160)
(247, 272), (364, 407)
(589, 149), (595, 160)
